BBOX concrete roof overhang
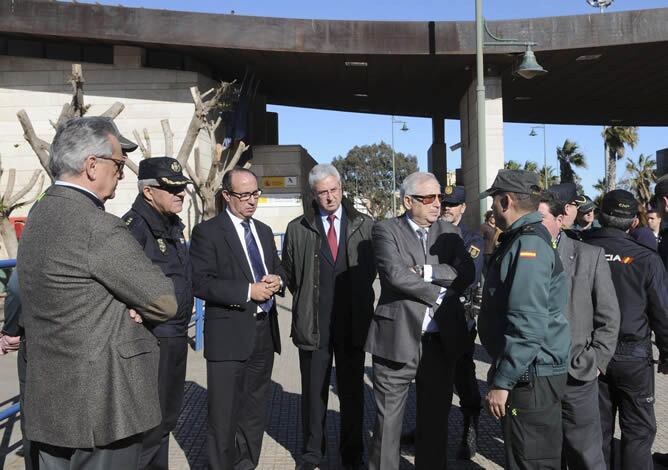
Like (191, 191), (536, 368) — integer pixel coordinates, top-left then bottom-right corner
(2, 1), (668, 126)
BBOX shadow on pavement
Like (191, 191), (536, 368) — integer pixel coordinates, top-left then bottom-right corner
(173, 381), (208, 470)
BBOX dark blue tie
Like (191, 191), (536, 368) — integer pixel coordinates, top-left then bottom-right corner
(241, 220), (274, 312)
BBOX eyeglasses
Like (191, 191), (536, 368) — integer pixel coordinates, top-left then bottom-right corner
(316, 187), (341, 198)
(96, 156), (125, 175)
(411, 194), (444, 205)
(226, 190), (262, 201)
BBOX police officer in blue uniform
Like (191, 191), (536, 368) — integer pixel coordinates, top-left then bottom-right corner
(122, 157), (194, 470)
(583, 190), (668, 470)
(440, 185), (484, 459)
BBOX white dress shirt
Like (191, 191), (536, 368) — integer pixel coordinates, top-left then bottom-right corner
(405, 216), (446, 333)
(319, 204), (343, 244)
(227, 208), (269, 308)
(54, 181), (102, 202)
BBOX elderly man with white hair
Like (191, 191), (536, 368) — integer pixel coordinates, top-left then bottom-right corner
(282, 164), (376, 470)
(365, 171), (474, 470)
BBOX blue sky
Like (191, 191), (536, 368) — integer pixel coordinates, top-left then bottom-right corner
(78, 0), (668, 196)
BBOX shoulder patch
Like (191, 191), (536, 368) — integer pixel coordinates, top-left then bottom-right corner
(157, 238), (167, 254)
(519, 251), (537, 258)
(468, 245), (481, 259)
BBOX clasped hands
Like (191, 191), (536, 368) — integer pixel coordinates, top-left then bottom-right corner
(251, 274), (281, 302)
(0, 333), (21, 355)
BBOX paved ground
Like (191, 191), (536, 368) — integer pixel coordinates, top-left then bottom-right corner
(3, 291), (668, 469)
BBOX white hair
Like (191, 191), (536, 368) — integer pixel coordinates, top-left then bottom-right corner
(308, 164), (341, 191)
(49, 117), (120, 178)
(138, 179), (160, 192)
(400, 172), (439, 200)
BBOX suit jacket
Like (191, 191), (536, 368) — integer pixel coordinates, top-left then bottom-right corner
(190, 210), (286, 361)
(365, 216), (474, 363)
(558, 234), (620, 380)
(17, 185), (177, 448)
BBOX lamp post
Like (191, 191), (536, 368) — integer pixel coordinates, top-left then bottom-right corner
(529, 124), (548, 188)
(474, 1), (547, 220)
(391, 116), (409, 216)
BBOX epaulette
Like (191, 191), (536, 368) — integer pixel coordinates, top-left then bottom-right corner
(124, 216), (134, 227)
(521, 224), (536, 234)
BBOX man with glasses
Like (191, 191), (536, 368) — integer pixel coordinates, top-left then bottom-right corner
(17, 117), (178, 469)
(478, 170), (570, 470)
(366, 172), (474, 470)
(282, 164), (376, 470)
(122, 157), (193, 470)
(190, 167), (285, 470)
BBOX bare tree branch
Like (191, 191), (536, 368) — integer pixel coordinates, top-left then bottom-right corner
(17, 110), (53, 181)
(132, 129), (151, 159)
(8, 170), (42, 207)
(14, 173), (46, 208)
(185, 162), (202, 187)
(3, 169), (16, 203)
(125, 158), (139, 176)
(161, 120), (174, 157)
(99, 102), (125, 119)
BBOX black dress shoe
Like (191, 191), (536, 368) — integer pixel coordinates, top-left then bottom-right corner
(457, 415), (479, 460)
(400, 428), (416, 445)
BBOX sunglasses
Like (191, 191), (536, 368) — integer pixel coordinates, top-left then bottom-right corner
(411, 194), (444, 205)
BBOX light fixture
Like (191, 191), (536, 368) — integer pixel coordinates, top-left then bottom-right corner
(344, 61), (368, 67)
(514, 96), (533, 101)
(529, 128), (537, 137)
(353, 93), (368, 98)
(400, 123), (409, 132)
(449, 142), (462, 152)
(514, 45), (548, 79)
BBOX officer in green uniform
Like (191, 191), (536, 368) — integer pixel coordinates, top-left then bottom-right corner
(478, 169), (571, 470)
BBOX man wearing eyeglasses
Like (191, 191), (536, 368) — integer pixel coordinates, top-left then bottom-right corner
(122, 157), (194, 470)
(190, 167), (285, 470)
(17, 117), (178, 469)
(365, 172), (474, 470)
(282, 164), (376, 470)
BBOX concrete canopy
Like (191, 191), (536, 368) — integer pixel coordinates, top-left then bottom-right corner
(2, 0), (668, 125)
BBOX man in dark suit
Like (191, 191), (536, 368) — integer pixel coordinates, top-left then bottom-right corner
(540, 189), (620, 469)
(365, 171), (474, 470)
(17, 117), (178, 469)
(282, 164), (376, 470)
(190, 167), (285, 470)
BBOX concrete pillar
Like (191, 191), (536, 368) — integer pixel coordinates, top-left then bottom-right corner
(460, 76), (505, 228)
(428, 114), (447, 186)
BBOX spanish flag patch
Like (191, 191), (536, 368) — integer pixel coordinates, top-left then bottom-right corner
(519, 251), (537, 258)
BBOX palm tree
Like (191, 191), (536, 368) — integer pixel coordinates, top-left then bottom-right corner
(556, 139), (587, 184)
(602, 126), (639, 191)
(537, 165), (559, 189)
(625, 153), (656, 206)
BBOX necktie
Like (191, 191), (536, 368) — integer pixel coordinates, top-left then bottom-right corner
(416, 228), (428, 260)
(241, 220), (274, 312)
(327, 214), (338, 262)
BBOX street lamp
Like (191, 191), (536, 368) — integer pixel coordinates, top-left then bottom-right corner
(391, 116), (409, 215)
(529, 124), (548, 188)
(475, 0), (547, 220)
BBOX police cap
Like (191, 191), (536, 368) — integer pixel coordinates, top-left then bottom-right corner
(548, 183), (578, 204)
(443, 185), (465, 205)
(576, 194), (595, 213)
(108, 119), (138, 153)
(479, 169), (540, 199)
(138, 157), (192, 187)
(600, 189), (637, 218)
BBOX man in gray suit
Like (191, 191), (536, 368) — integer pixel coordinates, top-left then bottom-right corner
(17, 117), (178, 470)
(540, 187), (620, 470)
(365, 172), (474, 470)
